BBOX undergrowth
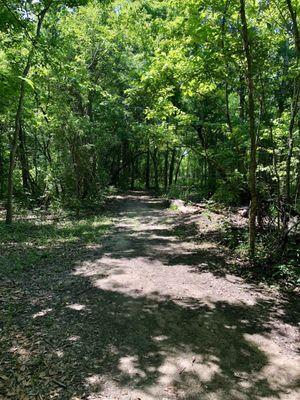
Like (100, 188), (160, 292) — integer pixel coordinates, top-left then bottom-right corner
(0, 212), (111, 278)
(221, 223), (300, 291)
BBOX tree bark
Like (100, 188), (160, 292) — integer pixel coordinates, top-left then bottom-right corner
(240, 0), (258, 258)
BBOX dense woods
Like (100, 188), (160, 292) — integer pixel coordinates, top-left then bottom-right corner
(0, 0), (299, 259)
(1, 2), (300, 399)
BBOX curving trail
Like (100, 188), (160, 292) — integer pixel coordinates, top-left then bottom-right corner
(1, 193), (299, 400)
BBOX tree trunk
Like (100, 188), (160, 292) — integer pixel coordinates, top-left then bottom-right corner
(207, 162), (217, 196)
(145, 147), (150, 189)
(0, 138), (4, 197)
(286, 84), (300, 203)
(18, 126), (32, 193)
(296, 120), (300, 204)
(270, 125), (281, 230)
(6, 4), (51, 223)
(169, 148), (176, 187)
(70, 138), (81, 200)
(239, 75), (245, 120)
(285, 0), (300, 204)
(285, 0), (300, 58)
(152, 148), (159, 191)
(240, 0), (258, 258)
(164, 149), (169, 190)
(130, 158), (135, 190)
(221, 0), (233, 133)
(174, 153), (184, 184)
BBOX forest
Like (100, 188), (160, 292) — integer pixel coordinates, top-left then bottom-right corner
(0, 1), (300, 399)
(0, 0), (300, 257)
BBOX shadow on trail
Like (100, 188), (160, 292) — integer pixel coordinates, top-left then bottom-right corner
(1, 193), (299, 400)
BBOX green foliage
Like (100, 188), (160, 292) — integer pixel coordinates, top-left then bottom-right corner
(221, 220), (300, 289)
(212, 172), (246, 206)
(221, 222), (248, 250)
(0, 0), (299, 264)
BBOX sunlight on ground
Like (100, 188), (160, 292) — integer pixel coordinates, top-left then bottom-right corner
(244, 333), (300, 397)
(71, 195), (300, 399)
(2, 195), (299, 400)
(32, 308), (53, 318)
(86, 352), (221, 400)
(74, 255), (265, 307)
(66, 303), (87, 311)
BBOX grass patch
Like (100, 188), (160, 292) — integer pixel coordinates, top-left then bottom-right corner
(0, 213), (111, 278)
(169, 203), (179, 211)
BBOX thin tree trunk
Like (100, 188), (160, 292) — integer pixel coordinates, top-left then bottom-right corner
(174, 153), (184, 184)
(0, 137), (4, 196)
(270, 125), (281, 230)
(164, 149), (169, 191)
(239, 75), (245, 120)
(152, 148), (159, 191)
(130, 158), (135, 190)
(286, 84), (300, 203)
(285, 0), (300, 57)
(296, 120), (300, 204)
(169, 148), (176, 187)
(240, 0), (258, 258)
(18, 126), (32, 193)
(145, 147), (150, 189)
(6, 4), (52, 223)
(221, 0), (233, 133)
(70, 138), (81, 200)
(285, 0), (300, 204)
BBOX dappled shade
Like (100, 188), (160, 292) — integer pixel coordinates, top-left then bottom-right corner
(1, 194), (299, 399)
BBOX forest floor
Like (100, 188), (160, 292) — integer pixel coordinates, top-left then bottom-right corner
(0, 192), (299, 400)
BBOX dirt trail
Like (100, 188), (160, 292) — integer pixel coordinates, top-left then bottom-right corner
(1, 193), (300, 400)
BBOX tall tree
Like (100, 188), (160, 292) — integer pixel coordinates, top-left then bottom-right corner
(5, 0), (53, 223)
(240, 0), (258, 257)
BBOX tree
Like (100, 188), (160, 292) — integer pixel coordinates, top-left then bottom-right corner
(240, 0), (258, 257)
(0, 0), (299, 264)
(4, 0), (53, 223)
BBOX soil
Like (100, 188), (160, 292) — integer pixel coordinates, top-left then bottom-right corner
(1, 192), (299, 400)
